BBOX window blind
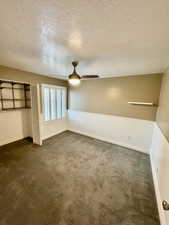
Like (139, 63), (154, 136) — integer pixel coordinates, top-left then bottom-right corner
(43, 86), (66, 121)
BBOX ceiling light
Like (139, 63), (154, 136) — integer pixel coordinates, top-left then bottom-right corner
(68, 73), (81, 85)
(69, 78), (81, 85)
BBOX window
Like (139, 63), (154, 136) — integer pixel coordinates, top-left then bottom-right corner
(42, 85), (67, 121)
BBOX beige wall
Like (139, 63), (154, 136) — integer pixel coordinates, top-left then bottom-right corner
(156, 68), (169, 141)
(0, 65), (67, 86)
(69, 74), (162, 121)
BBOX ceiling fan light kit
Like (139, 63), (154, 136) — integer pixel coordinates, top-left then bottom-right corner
(69, 74), (81, 85)
(68, 61), (81, 85)
(68, 61), (99, 85)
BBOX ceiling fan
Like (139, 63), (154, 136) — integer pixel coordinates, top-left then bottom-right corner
(68, 61), (99, 85)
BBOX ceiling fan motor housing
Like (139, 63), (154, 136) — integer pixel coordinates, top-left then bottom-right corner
(72, 61), (79, 67)
(69, 61), (81, 80)
(69, 73), (81, 80)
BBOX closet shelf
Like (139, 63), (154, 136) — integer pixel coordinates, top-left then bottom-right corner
(0, 87), (30, 91)
(2, 107), (31, 111)
(1, 98), (31, 101)
(0, 80), (29, 86)
(0, 79), (31, 111)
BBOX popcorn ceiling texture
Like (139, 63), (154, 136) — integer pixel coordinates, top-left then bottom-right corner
(0, 0), (168, 78)
(0, 131), (159, 225)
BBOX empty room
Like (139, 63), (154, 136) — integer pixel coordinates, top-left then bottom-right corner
(0, 0), (169, 224)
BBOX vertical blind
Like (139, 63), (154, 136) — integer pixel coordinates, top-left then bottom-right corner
(43, 86), (66, 121)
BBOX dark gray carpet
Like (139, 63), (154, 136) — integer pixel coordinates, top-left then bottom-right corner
(0, 131), (159, 225)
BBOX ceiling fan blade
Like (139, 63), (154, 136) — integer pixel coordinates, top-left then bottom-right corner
(81, 75), (99, 79)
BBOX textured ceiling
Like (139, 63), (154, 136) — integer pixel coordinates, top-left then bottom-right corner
(0, 0), (168, 79)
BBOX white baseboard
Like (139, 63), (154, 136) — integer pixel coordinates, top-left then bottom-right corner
(43, 129), (67, 140)
(150, 154), (166, 225)
(68, 128), (148, 154)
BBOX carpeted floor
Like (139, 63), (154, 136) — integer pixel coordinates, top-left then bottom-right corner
(0, 131), (159, 225)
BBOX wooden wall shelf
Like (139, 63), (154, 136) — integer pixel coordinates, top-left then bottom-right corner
(1, 98), (30, 101)
(0, 80), (31, 111)
(0, 87), (30, 90)
(2, 107), (31, 111)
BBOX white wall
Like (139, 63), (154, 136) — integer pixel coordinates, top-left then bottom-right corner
(68, 110), (154, 154)
(0, 108), (155, 154)
(31, 84), (43, 145)
(42, 117), (68, 140)
(0, 109), (32, 146)
(0, 108), (67, 146)
(150, 124), (169, 225)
